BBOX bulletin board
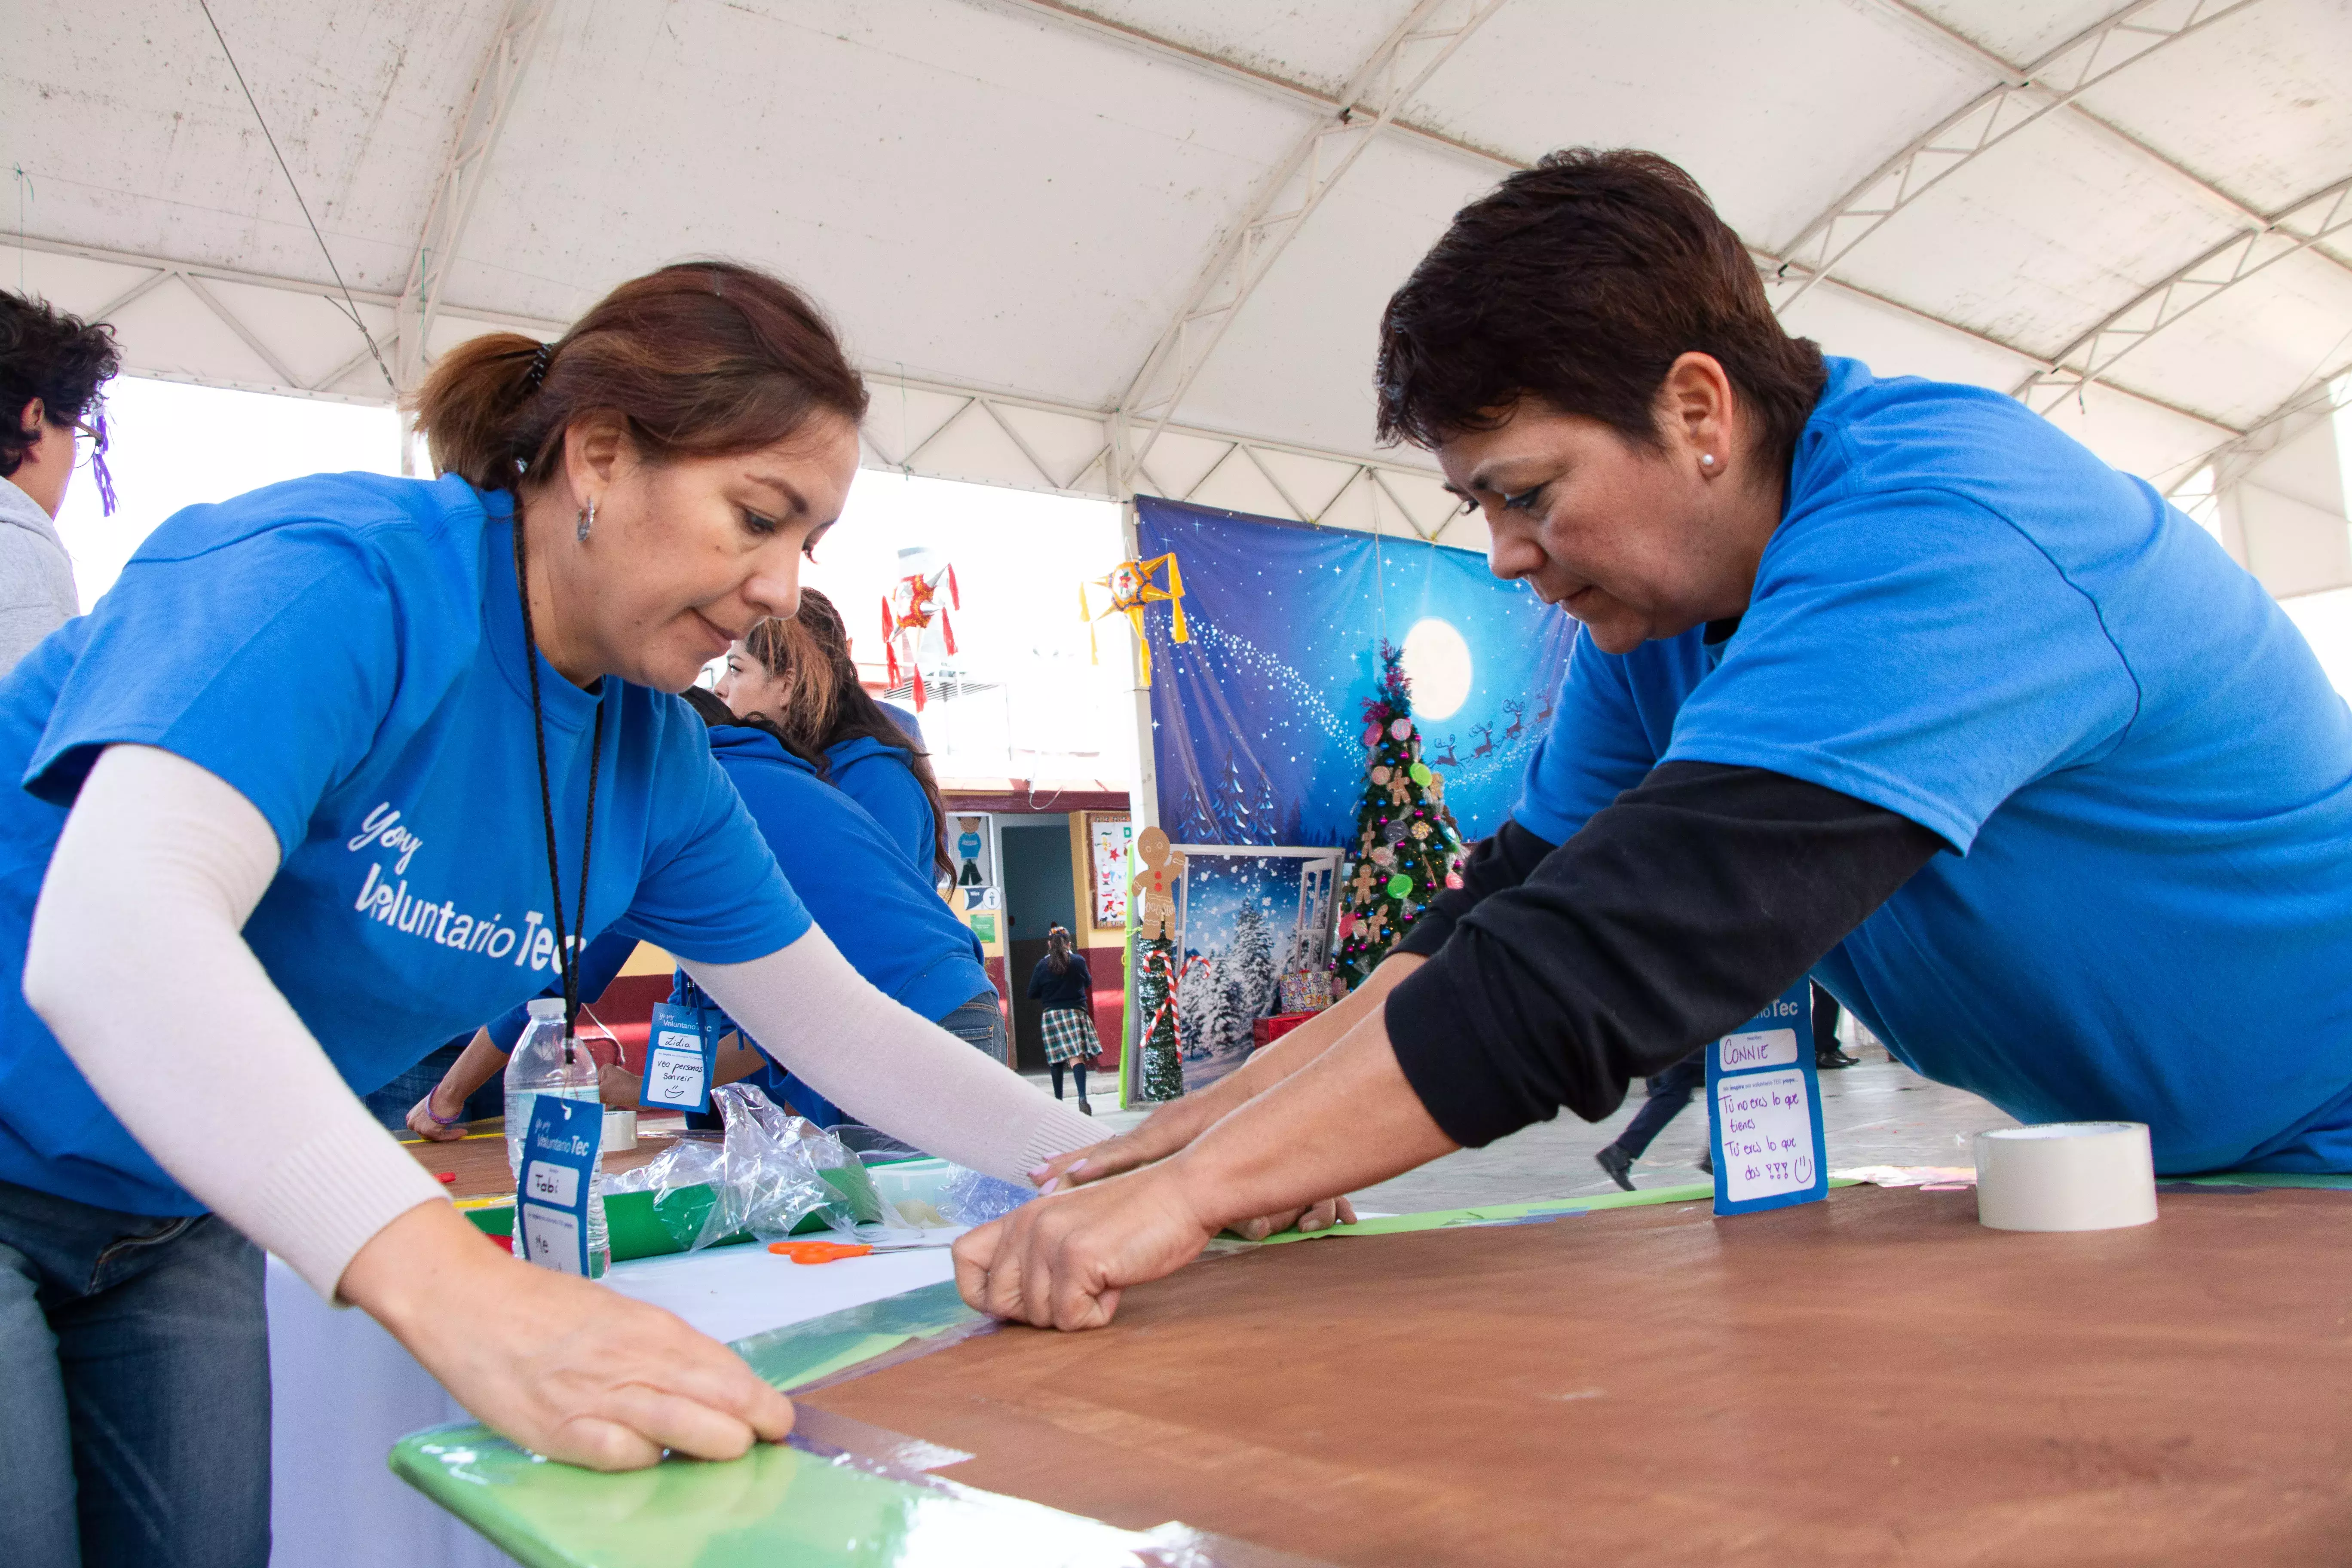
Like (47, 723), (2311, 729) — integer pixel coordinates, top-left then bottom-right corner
(1081, 811), (1131, 934)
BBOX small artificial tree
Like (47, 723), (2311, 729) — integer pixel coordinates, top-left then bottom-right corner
(1134, 935), (1186, 1100)
(1330, 642), (1467, 994)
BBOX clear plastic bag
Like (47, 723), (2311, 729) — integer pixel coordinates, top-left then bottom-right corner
(937, 1165), (1037, 1227)
(606, 1084), (849, 1250)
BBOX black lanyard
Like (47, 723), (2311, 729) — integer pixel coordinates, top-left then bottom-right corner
(512, 509), (604, 1044)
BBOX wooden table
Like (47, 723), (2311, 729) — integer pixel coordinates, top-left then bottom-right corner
(398, 1115), (694, 1200)
(801, 1182), (2352, 1566)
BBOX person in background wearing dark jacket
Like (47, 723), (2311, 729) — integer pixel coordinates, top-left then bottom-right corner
(1814, 980), (1856, 1069)
(716, 586), (955, 882)
(1, 291), (118, 671)
(1029, 924), (1099, 1113)
(1591, 1047), (1708, 1191)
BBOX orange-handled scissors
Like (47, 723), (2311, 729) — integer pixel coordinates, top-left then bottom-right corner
(768, 1238), (942, 1264)
(769, 1240), (873, 1263)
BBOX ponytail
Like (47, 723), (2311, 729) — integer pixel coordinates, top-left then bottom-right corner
(408, 333), (545, 489)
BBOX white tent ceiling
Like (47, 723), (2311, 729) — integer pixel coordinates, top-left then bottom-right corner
(6, 0), (2349, 579)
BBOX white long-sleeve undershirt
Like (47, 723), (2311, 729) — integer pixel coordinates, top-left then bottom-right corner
(22, 744), (1098, 1300)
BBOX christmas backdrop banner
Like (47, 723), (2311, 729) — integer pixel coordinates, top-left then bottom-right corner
(1136, 496), (1576, 847)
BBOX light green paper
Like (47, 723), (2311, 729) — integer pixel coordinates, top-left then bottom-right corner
(729, 1281), (980, 1391)
(2171, 1170), (2352, 1190)
(392, 1423), (1190, 1568)
(1243, 1178), (1854, 1246)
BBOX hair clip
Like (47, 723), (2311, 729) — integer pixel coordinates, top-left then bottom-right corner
(521, 341), (554, 395)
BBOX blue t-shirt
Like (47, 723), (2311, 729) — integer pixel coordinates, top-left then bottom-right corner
(1515, 358), (2352, 1176)
(827, 735), (939, 874)
(0, 472), (812, 1215)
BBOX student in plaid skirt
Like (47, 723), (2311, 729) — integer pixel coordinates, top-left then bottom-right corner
(1029, 925), (1099, 1114)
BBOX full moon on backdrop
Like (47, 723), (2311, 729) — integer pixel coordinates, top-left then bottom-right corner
(1400, 617), (1473, 720)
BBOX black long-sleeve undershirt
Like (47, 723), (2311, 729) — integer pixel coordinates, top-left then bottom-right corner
(1384, 762), (1945, 1149)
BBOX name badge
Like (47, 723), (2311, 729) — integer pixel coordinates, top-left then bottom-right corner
(1706, 980), (1828, 1217)
(642, 1002), (718, 1112)
(516, 1093), (600, 1275)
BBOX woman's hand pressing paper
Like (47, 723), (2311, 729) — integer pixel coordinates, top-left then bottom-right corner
(340, 1202), (793, 1470)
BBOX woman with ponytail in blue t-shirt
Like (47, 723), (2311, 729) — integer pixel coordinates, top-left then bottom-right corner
(0, 262), (1094, 1564)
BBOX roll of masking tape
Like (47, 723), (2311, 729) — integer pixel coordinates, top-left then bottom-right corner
(601, 1108), (637, 1155)
(1973, 1121), (2157, 1232)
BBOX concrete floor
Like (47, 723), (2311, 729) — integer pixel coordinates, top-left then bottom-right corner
(1032, 1049), (2015, 1215)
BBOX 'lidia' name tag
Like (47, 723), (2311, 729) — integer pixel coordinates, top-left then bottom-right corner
(642, 1002), (718, 1112)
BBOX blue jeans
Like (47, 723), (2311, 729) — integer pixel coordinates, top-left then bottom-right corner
(0, 1178), (269, 1568)
(360, 1035), (503, 1131)
(938, 992), (1009, 1066)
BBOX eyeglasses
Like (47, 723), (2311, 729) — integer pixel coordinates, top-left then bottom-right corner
(70, 403), (115, 516)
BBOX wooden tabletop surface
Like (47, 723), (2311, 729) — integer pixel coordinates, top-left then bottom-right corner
(398, 1114), (694, 1201)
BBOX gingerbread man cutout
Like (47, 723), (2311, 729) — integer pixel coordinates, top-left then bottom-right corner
(1129, 826), (1187, 942)
(1348, 860), (1379, 903)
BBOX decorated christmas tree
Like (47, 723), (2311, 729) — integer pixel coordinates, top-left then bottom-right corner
(1330, 643), (1467, 993)
(1134, 935), (1186, 1101)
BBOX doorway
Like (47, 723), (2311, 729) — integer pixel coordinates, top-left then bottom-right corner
(997, 814), (1075, 1070)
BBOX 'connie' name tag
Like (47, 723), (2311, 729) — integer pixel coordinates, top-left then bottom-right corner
(1706, 982), (1828, 1218)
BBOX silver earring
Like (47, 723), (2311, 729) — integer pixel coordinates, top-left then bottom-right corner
(575, 497), (596, 542)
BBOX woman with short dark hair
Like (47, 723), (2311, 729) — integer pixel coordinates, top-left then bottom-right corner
(0, 290), (119, 669)
(0, 260), (1094, 1561)
(958, 147), (2352, 1330)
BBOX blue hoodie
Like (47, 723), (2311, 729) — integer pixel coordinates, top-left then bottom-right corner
(826, 734), (940, 876)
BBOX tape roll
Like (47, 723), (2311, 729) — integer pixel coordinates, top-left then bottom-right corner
(1973, 1121), (2158, 1232)
(600, 1108), (637, 1154)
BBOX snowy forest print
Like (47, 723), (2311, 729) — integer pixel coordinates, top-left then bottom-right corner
(1170, 850), (1339, 1094)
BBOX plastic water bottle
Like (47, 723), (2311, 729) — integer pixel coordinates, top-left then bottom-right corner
(504, 998), (609, 1277)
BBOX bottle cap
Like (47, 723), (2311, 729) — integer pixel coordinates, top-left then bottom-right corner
(527, 998), (564, 1020)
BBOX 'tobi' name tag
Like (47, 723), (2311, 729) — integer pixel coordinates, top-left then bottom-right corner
(1706, 980), (1828, 1217)
(516, 1093), (600, 1275)
(643, 1002), (717, 1112)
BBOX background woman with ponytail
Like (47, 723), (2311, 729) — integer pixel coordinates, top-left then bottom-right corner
(1028, 924), (1100, 1113)
(715, 586), (953, 882)
(0, 261), (1095, 1565)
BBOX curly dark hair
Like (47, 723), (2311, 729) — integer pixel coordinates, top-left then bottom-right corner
(1, 291), (122, 508)
(1376, 148), (1826, 479)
